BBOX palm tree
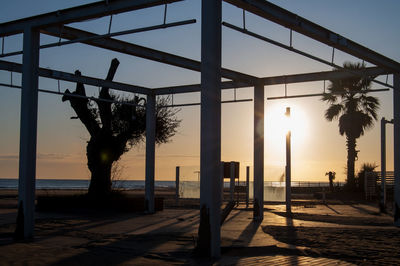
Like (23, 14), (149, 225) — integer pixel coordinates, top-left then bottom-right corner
(321, 62), (380, 188)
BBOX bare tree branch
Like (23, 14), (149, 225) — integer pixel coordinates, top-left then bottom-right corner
(62, 70), (100, 136)
(98, 58), (120, 131)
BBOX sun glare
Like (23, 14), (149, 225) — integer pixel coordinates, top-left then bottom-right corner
(265, 103), (309, 147)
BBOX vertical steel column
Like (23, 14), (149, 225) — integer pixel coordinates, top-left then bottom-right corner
(253, 80), (264, 220)
(145, 93), (156, 213)
(285, 107), (291, 213)
(175, 166), (180, 202)
(230, 162), (235, 201)
(380, 118), (387, 212)
(197, 0), (222, 258)
(16, 28), (40, 239)
(246, 166), (250, 208)
(221, 163), (224, 202)
(394, 74), (400, 226)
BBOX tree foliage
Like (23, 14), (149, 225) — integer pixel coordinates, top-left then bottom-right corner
(355, 162), (378, 191)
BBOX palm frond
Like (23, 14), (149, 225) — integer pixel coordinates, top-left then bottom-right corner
(325, 104), (343, 121)
(365, 95), (380, 105)
(321, 93), (337, 103)
(328, 79), (347, 95)
(338, 114), (351, 136)
(360, 113), (374, 135)
(360, 95), (380, 120)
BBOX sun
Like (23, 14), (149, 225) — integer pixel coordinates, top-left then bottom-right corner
(265, 102), (309, 149)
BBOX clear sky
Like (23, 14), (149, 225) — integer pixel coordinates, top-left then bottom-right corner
(0, 0), (399, 182)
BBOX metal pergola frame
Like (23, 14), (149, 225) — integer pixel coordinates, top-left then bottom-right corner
(0, 0), (399, 258)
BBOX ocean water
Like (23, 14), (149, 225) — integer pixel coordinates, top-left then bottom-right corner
(0, 178), (335, 190)
(0, 178), (175, 190)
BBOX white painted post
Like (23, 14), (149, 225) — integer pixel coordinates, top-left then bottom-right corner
(285, 107), (291, 213)
(175, 166), (180, 202)
(145, 93), (156, 213)
(394, 74), (400, 226)
(253, 81), (264, 220)
(380, 118), (387, 212)
(16, 28), (40, 239)
(230, 162), (235, 202)
(246, 166), (250, 208)
(198, 0), (222, 258)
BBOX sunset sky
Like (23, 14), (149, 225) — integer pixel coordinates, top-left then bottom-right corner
(0, 0), (399, 182)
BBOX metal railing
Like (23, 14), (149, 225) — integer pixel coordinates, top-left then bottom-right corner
(235, 181), (343, 187)
(376, 171), (395, 186)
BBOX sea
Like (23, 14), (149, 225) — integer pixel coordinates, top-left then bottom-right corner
(0, 178), (175, 190)
(0, 178), (335, 190)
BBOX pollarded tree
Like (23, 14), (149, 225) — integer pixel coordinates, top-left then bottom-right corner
(63, 58), (180, 197)
(321, 62), (380, 189)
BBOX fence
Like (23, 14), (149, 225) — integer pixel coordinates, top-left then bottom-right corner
(375, 171), (395, 187)
(260, 181), (343, 188)
(179, 180), (343, 199)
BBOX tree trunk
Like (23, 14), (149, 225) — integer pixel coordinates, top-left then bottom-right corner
(346, 136), (357, 189)
(87, 134), (115, 197)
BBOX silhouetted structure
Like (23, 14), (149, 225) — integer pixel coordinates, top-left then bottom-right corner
(2, 0), (399, 250)
(63, 58), (180, 198)
(322, 62), (380, 189)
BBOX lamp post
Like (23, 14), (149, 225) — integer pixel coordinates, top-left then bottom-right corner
(285, 107), (291, 214)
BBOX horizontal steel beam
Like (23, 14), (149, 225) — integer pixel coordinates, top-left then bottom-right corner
(0, 80), (252, 108)
(159, 98), (252, 108)
(223, 21), (334, 67)
(41, 25), (257, 84)
(0, 82), (145, 108)
(267, 88), (390, 100)
(0, 59), (150, 95)
(0, 60), (390, 99)
(259, 67), (392, 86)
(0, 19), (197, 58)
(224, 0), (400, 72)
(155, 66), (391, 95)
(222, 21), (394, 89)
(222, 22), (393, 88)
(0, 0), (182, 37)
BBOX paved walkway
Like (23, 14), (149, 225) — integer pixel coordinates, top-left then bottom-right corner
(0, 202), (399, 265)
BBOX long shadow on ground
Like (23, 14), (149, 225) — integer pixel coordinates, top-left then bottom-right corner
(47, 211), (200, 265)
(0, 210), (201, 265)
(263, 225), (400, 265)
(271, 211), (392, 227)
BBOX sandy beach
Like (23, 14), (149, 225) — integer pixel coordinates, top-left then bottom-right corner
(0, 189), (399, 265)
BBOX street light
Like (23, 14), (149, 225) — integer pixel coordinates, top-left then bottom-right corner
(285, 107), (291, 214)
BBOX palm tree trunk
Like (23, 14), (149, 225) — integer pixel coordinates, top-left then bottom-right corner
(346, 136), (357, 189)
